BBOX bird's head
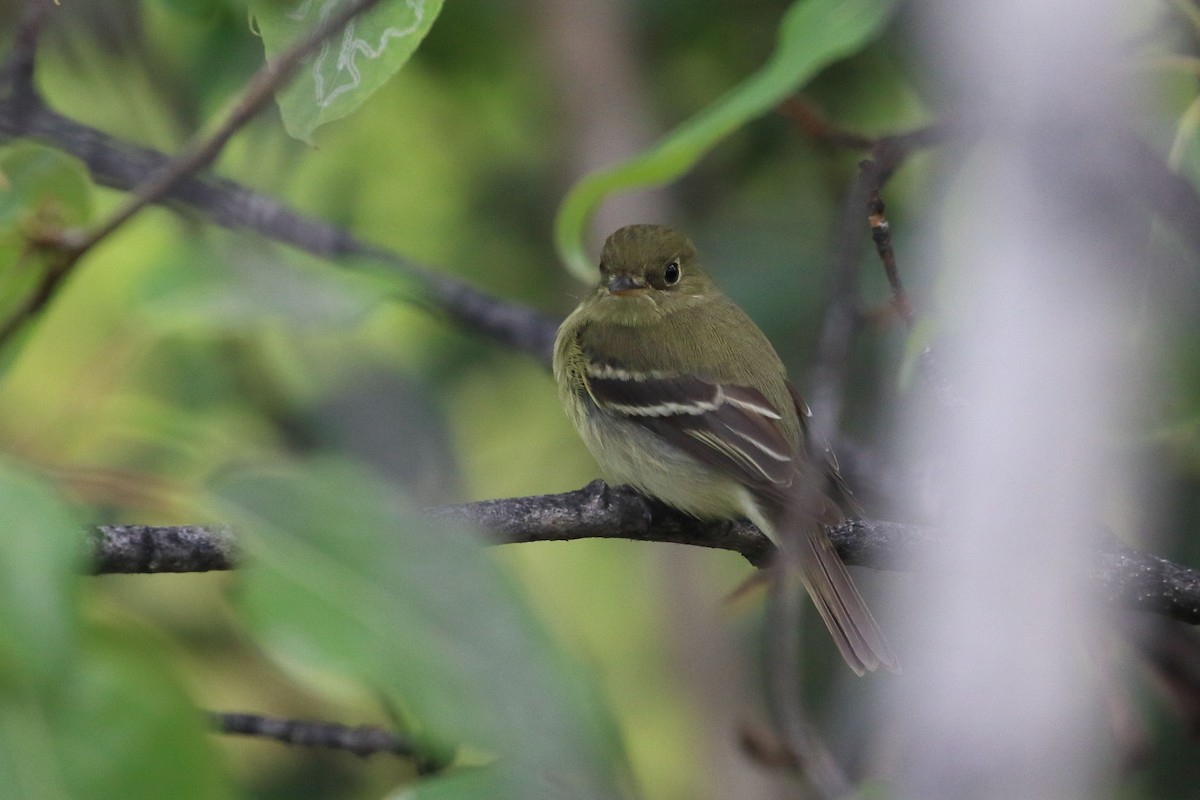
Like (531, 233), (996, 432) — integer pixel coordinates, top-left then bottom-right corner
(591, 225), (716, 320)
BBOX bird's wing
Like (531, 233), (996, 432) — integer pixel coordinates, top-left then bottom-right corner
(787, 383), (854, 523)
(582, 360), (797, 492)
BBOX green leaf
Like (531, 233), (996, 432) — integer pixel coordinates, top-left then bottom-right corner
(0, 144), (93, 232)
(48, 626), (229, 800)
(0, 466), (225, 800)
(139, 244), (386, 332)
(0, 145), (94, 339)
(215, 459), (625, 799)
(252, 0), (446, 143)
(0, 463), (83, 689)
(554, 0), (898, 280)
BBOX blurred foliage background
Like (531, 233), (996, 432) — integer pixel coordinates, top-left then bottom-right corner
(2, 0), (1200, 798)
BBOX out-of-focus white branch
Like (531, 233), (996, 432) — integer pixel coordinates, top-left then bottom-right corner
(891, 0), (1147, 797)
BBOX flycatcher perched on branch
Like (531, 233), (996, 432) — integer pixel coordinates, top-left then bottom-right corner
(553, 224), (897, 675)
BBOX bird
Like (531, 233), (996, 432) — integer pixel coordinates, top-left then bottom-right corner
(552, 223), (898, 675)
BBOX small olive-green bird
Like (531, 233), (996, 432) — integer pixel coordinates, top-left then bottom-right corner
(553, 224), (898, 675)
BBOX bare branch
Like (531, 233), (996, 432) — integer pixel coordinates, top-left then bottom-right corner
(779, 96), (946, 164)
(797, 104), (962, 443)
(0, 242), (68, 347)
(88, 523), (238, 574)
(807, 159), (872, 442)
(433, 480), (777, 563)
(210, 711), (444, 770)
(861, 160), (914, 328)
(778, 96), (875, 150)
(82, 481), (1200, 626)
(795, 98), (944, 437)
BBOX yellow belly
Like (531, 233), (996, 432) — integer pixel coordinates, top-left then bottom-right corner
(577, 409), (752, 522)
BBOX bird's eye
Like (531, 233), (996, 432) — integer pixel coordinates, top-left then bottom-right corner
(663, 261), (680, 285)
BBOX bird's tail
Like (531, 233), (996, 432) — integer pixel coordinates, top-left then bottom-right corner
(767, 498), (900, 676)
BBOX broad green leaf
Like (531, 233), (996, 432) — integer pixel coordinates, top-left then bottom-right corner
(554, 0), (898, 280)
(0, 466), (226, 800)
(0, 464), (81, 799)
(252, 0), (446, 143)
(0, 630), (228, 800)
(48, 626), (229, 800)
(139, 244), (385, 332)
(215, 459), (626, 799)
(0, 463), (82, 688)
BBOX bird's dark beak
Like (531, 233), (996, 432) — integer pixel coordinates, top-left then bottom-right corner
(607, 273), (648, 296)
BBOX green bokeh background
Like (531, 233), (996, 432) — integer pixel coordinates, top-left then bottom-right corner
(3, 1), (1200, 798)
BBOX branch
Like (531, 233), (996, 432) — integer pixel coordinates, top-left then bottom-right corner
(793, 100), (964, 431)
(0, 81), (559, 364)
(85, 481), (1200, 625)
(432, 480), (779, 563)
(856, 158), (967, 411)
(88, 523), (238, 574)
(762, 573), (850, 799)
(860, 159), (914, 328)
(807, 156), (871, 441)
(0, 0), (50, 104)
(66, 0), (387, 257)
(0, 0), (390, 353)
(794, 97), (944, 437)
(210, 711), (445, 770)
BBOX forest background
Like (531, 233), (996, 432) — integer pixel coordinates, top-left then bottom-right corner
(3, 1), (1200, 799)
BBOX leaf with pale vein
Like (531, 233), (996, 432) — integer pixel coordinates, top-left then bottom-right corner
(252, 0), (446, 143)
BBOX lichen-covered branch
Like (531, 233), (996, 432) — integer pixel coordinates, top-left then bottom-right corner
(88, 523), (238, 574)
(85, 480), (1200, 625)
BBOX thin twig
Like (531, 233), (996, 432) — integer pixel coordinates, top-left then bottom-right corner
(855, 123), (945, 331)
(861, 159), (915, 328)
(65, 0), (384, 257)
(210, 711), (445, 771)
(0, 0), (386, 354)
(793, 102), (952, 441)
(780, 96), (946, 164)
(764, 570), (851, 798)
(796, 98), (943, 436)
(779, 96), (876, 150)
(0, 2), (58, 346)
(788, 98), (878, 436)
(0, 95), (561, 364)
(63, 0), (381, 256)
(807, 160), (872, 442)
(738, 723), (802, 771)
(0, 246), (69, 347)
